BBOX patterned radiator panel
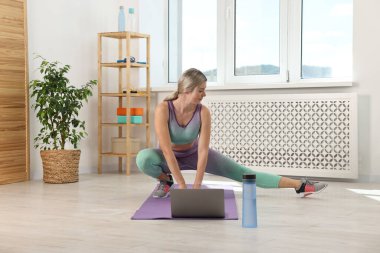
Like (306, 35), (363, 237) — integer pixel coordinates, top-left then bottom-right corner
(203, 93), (358, 179)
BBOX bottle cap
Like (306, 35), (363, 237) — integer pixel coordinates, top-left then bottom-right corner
(129, 8), (134, 14)
(243, 174), (256, 180)
(120, 6), (124, 9)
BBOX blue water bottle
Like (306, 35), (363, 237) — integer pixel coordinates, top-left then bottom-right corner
(242, 174), (257, 228)
(118, 6), (125, 32)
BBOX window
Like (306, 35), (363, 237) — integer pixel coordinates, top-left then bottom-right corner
(235, 0), (280, 76)
(168, 0), (353, 87)
(301, 0), (353, 79)
(168, 0), (217, 83)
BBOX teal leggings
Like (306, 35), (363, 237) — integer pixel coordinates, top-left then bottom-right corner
(136, 147), (281, 188)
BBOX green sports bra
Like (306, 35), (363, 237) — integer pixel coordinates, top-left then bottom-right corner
(167, 100), (202, 145)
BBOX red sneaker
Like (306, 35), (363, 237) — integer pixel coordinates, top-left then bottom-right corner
(296, 178), (328, 197)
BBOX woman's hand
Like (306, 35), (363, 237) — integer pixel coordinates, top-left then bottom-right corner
(178, 183), (187, 189)
(192, 183), (202, 189)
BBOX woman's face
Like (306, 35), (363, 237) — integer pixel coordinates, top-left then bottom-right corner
(189, 82), (207, 104)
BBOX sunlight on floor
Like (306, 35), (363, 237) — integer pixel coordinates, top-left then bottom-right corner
(366, 196), (380, 202)
(347, 188), (380, 202)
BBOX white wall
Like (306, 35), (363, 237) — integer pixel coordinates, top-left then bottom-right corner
(352, 0), (380, 182)
(27, 0), (380, 182)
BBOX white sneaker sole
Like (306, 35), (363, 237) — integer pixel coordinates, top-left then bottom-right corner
(152, 192), (170, 198)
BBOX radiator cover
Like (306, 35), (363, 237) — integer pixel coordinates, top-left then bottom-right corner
(202, 93), (358, 179)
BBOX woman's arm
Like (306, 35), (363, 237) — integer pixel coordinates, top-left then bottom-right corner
(154, 102), (187, 189)
(193, 105), (211, 189)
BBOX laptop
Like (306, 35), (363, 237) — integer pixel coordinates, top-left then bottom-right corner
(170, 189), (225, 218)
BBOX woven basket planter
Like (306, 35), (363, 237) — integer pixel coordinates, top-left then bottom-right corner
(40, 150), (81, 184)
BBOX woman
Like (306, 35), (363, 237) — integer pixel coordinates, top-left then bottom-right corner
(136, 68), (327, 198)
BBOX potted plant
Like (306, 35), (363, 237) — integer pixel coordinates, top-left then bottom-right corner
(29, 56), (97, 183)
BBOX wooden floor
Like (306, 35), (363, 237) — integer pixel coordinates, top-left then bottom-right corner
(0, 172), (379, 253)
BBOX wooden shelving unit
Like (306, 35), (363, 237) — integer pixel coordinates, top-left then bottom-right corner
(97, 31), (151, 175)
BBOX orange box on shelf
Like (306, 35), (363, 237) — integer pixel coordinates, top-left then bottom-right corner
(130, 107), (143, 116)
(117, 107), (127, 116)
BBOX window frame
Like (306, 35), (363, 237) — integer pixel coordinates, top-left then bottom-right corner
(166, 0), (353, 89)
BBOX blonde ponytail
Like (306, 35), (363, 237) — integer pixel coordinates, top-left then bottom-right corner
(164, 90), (179, 101)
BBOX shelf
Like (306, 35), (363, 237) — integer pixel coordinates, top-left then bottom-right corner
(101, 123), (149, 127)
(101, 62), (149, 68)
(98, 30), (150, 175)
(101, 152), (138, 157)
(99, 31), (149, 39)
(100, 92), (149, 97)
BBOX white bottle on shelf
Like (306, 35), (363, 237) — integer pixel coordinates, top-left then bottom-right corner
(127, 7), (136, 32)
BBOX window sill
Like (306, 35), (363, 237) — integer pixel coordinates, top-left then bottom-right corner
(151, 81), (353, 92)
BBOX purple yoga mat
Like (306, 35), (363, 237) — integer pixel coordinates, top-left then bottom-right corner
(131, 184), (239, 220)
